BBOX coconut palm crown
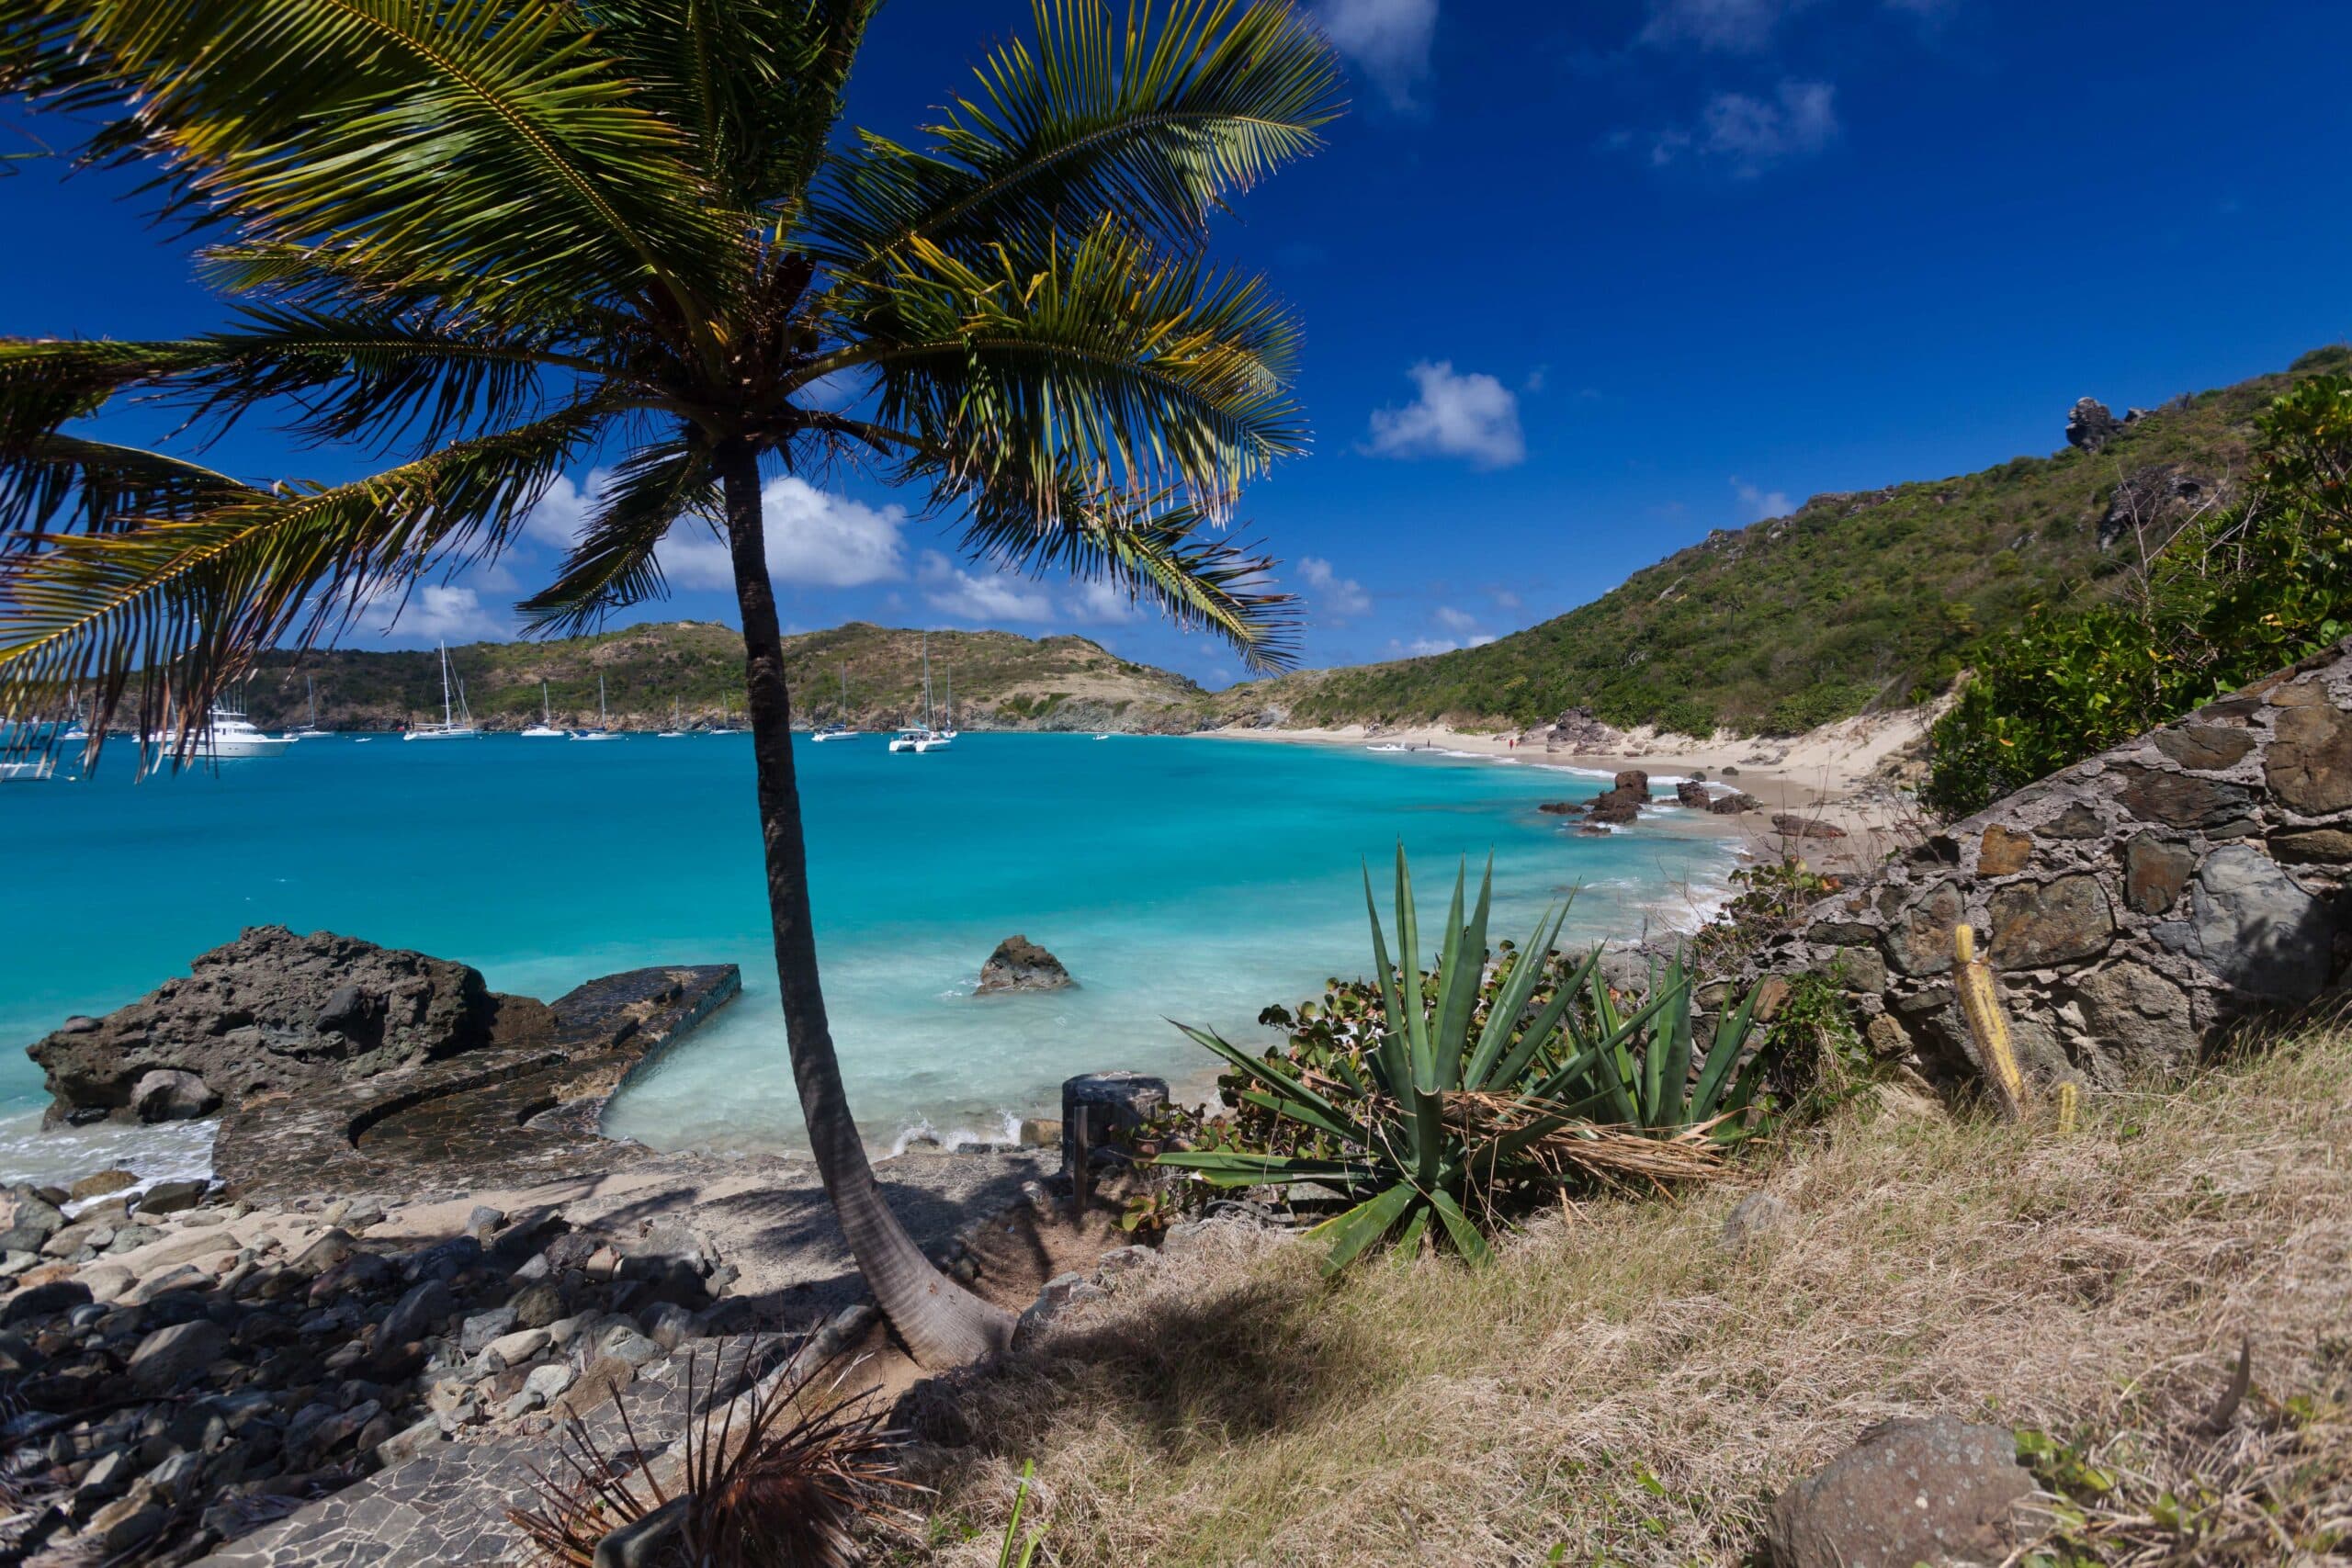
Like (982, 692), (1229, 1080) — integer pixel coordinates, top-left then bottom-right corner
(0, 0), (1342, 1364)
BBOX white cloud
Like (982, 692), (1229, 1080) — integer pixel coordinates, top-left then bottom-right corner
(919, 550), (1053, 623)
(1068, 579), (1137, 624)
(1733, 477), (1793, 520)
(359, 581), (514, 645)
(1492, 589), (1522, 611)
(1467, 632), (1498, 647)
(1298, 556), (1374, 619)
(1640, 0), (1815, 51)
(531, 470), (906, 592)
(1393, 636), (1460, 657)
(1639, 80), (1838, 175)
(1432, 604), (1482, 634)
(1363, 362), (1526, 468)
(523, 472), (599, 549)
(1317, 0), (1438, 109)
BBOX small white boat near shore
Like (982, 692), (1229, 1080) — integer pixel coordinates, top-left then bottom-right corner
(403, 643), (478, 741)
(148, 704), (294, 760)
(0, 757), (57, 783)
(521, 680), (570, 739)
(574, 674), (621, 740)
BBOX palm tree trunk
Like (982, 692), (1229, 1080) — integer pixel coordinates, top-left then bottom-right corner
(716, 438), (1015, 1367)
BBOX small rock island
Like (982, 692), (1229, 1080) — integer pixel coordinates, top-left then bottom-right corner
(975, 935), (1074, 994)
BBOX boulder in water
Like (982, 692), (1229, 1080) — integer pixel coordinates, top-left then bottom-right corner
(28, 925), (511, 1126)
(976, 935), (1075, 994)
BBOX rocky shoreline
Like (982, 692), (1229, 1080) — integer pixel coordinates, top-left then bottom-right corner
(0, 928), (1094, 1566)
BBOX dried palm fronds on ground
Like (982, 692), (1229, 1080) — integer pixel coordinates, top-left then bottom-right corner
(1439, 1091), (1736, 1192)
(910, 1028), (2352, 1566)
(514, 1342), (910, 1568)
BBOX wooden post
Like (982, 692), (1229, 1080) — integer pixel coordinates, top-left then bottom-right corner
(1071, 1104), (1092, 1217)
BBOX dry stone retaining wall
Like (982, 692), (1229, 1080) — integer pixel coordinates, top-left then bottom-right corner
(1763, 638), (2352, 1092)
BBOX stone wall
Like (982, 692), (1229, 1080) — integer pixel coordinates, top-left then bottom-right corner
(1762, 639), (2352, 1091)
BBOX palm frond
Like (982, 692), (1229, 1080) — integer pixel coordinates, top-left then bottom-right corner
(39, 0), (740, 327)
(0, 398), (609, 756)
(847, 220), (1305, 517)
(807, 0), (1341, 273)
(594, 0), (880, 212)
(517, 432), (719, 636)
(0, 434), (256, 544)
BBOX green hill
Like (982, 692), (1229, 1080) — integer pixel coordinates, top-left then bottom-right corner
(1218, 346), (2352, 737)
(240, 622), (1213, 734)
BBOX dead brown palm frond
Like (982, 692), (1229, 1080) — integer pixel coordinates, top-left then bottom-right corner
(1439, 1090), (1739, 1192)
(510, 1339), (913, 1568)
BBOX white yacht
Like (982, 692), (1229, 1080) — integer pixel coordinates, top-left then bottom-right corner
(520, 680), (570, 739)
(888, 635), (952, 752)
(573, 674), (621, 741)
(150, 703), (294, 760)
(285, 676), (331, 739)
(403, 643), (478, 740)
(810, 665), (859, 741)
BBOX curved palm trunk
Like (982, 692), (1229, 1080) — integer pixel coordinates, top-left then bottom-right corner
(717, 439), (1015, 1367)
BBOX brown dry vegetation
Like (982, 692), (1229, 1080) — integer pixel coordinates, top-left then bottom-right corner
(906, 1032), (2352, 1565)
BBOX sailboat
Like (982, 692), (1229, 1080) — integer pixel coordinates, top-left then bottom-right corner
(573, 674), (621, 740)
(810, 665), (859, 741)
(402, 643), (479, 740)
(935, 665), (959, 741)
(285, 676), (330, 739)
(521, 680), (570, 739)
(656, 697), (687, 739)
(888, 633), (953, 753)
(707, 696), (745, 736)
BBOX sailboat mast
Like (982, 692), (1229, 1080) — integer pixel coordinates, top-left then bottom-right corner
(307, 675), (318, 728)
(921, 632), (933, 728)
(438, 642), (453, 728)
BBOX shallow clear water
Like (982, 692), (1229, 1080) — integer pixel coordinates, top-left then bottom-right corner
(0, 732), (1737, 1174)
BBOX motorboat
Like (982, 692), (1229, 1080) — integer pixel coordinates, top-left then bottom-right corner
(521, 680), (570, 739)
(402, 643), (478, 740)
(148, 700), (293, 760)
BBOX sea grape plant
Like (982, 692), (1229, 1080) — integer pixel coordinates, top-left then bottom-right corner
(1157, 849), (1771, 1272)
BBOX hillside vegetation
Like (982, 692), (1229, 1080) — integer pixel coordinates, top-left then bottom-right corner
(1218, 346), (2352, 737)
(239, 622), (1213, 733)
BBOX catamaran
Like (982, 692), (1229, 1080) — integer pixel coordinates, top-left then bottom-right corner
(656, 697), (687, 739)
(810, 665), (859, 741)
(521, 680), (570, 739)
(574, 674), (621, 741)
(285, 676), (331, 739)
(888, 634), (953, 752)
(402, 643), (478, 740)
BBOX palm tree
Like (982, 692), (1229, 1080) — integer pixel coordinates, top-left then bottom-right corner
(0, 0), (1339, 1365)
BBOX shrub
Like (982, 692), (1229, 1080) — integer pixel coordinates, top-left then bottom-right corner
(1925, 376), (2352, 817)
(1153, 851), (1773, 1271)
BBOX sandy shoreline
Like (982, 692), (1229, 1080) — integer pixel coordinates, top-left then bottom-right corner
(1199, 707), (1935, 880)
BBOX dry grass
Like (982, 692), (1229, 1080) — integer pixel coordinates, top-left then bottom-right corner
(907, 1031), (2352, 1566)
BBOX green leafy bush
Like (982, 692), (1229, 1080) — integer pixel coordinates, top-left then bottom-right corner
(1153, 851), (1773, 1272)
(1925, 375), (2352, 817)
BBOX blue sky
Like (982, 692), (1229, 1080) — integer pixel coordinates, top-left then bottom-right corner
(6, 0), (2348, 688)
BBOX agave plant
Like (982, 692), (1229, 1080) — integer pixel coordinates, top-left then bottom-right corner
(1158, 849), (1770, 1272)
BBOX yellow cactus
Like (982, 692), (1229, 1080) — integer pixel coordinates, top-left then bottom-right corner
(1953, 924), (2028, 1119)
(2055, 1081), (2080, 1135)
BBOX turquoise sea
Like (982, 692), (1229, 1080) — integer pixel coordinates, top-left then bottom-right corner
(0, 732), (1739, 1178)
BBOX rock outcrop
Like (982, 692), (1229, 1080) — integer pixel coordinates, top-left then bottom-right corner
(1764, 637), (2352, 1092)
(2065, 396), (2125, 453)
(28, 927), (527, 1126)
(1533, 706), (1623, 752)
(976, 936), (1074, 994)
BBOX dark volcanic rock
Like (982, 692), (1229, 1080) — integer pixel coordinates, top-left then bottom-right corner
(1537, 706), (1621, 751)
(976, 935), (1075, 994)
(28, 925), (518, 1124)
